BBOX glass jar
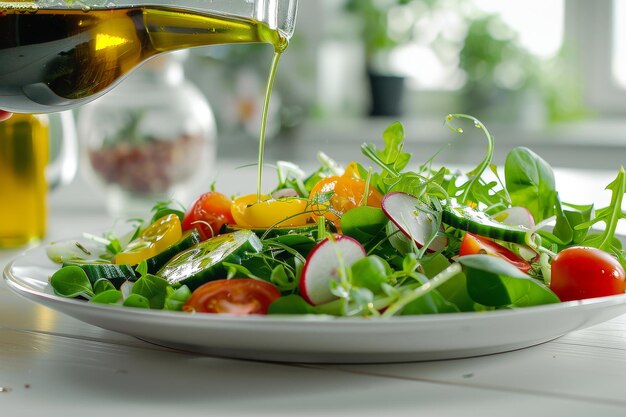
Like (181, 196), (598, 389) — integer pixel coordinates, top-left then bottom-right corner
(78, 51), (216, 217)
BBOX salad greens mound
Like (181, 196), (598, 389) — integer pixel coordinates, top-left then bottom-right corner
(47, 114), (626, 317)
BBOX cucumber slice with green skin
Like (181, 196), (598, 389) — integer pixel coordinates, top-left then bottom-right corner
(442, 205), (530, 244)
(221, 224), (318, 239)
(61, 263), (137, 288)
(157, 230), (263, 290)
(145, 229), (201, 274)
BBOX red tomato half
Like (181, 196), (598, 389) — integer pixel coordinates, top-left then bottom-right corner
(550, 246), (626, 302)
(182, 191), (235, 240)
(183, 279), (281, 315)
(459, 232), (531, 273)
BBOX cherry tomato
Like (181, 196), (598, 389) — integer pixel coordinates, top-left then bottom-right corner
(308, 176), (382, 224)
(0, 110), (12, 122)
(343, 161), (362, 179)
(550, 246), (626, 301)
(231, 194), (310, 228)
(183, 278), (281, 315)
(183, 191), (235, 240)
(459, 232), (531, 273)
(115, 214), (182, 265)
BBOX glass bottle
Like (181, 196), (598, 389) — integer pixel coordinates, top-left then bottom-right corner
(0, 111), (77, 247)
(78, 51), (216, 217)
(0, 0), (298, 113)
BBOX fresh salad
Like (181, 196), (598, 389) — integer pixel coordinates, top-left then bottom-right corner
(46, 114), (626, 317)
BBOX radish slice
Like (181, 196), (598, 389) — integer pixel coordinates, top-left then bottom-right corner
(381, 192), (448, 252)
(299, 235), (366, 306)
(492, 207), (535, 229)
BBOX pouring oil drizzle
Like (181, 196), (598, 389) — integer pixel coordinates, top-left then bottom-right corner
(256, 50), (284, 202)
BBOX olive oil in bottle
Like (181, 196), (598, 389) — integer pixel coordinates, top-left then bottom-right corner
(0, 5), (287, 113)
(0, 114), (49, 247)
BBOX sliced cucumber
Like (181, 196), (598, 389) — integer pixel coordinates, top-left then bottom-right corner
(221, 224), (318, 239)
(442, 205), (529, 244)
(145, 229), (201, 274)
(157, 230), (263, 290)
(61, 263), (137, 288)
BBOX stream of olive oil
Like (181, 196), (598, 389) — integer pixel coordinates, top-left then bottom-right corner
(256, 51), (284, 202)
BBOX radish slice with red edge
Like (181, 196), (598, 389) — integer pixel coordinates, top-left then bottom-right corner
(299, 235), (366, 306)
(381, 192), (448, 253)
(492, 207), (535, 229)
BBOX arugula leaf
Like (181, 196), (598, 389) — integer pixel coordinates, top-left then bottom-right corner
(579, 167), (626, 253)
(380, 122), (411, 172)
(361, 121), (412, 193)
(552, 196), (594, 246)
(150, 200), (185, 223)
(270, 264), (297, 291)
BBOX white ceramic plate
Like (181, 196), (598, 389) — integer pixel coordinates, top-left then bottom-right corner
(5, 242), (626, 364)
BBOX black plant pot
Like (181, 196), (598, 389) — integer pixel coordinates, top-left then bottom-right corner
(367, 72), (406, 117)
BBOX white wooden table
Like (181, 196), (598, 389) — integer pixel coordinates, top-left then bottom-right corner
(2, 162), (626, 416)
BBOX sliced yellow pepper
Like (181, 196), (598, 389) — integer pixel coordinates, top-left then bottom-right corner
(115, 214), (182, 265)
(231, 194), (311, 229)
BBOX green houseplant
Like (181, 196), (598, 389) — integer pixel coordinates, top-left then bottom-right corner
(345, 0), (415, 116)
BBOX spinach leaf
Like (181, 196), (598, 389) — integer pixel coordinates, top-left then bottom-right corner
(505, 147), (556, 222)
(50, 266), (95, 298)
(421, 253), (475, 312)
(457, 255), (560, 307)
(164, 285), (192, 311)
(123, 294), (150, 309)
(90, 289), (122, 304)
(268, 295), (318, 315)
(93, 278), (116, 294)
(131, 274), (170, 309)
(350, 255), (390, 293)
(399, 289), (459, 315)
(340, 206), (388, 244)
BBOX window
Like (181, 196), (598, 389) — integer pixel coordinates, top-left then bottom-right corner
(315, 0), (626, 120)
(392, 0), (565, 91)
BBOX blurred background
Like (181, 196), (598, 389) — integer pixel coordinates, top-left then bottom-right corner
(180, 0), (625, 167)
(56, 0), (626, 215)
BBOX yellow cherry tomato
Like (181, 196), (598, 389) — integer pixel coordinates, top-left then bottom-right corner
(309, 176), (382, 224)
(115, 214), (182, 265)
(231, 194), (310, 229)
(343, 161), (362, 179)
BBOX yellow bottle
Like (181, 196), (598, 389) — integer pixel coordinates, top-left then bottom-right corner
(0, 114), (50, 247)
